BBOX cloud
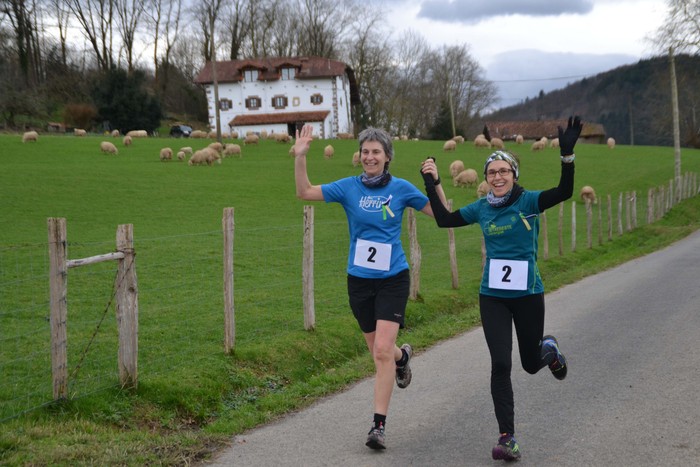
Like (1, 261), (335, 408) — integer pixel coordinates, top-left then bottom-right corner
(485, 49), (638, 109)
(417, 0), (594, 24)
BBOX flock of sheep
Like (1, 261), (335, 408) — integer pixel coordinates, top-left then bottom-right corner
(20, 128), (609, 202)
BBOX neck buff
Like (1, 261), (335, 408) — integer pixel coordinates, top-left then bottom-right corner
(486, 184), (524, 208)
(361, 167), (392, 187)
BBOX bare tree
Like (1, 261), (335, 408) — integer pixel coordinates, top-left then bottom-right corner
(66, 0), (115, 71)
(296, 0), (354, 59)
(221, 0), (249, 60)
(653, 0), (700, 53)
(147, 0), (182, 85)
(114, 0), (145, 71)
(47, 0), (70, 66)
(1, 0), (39, 84)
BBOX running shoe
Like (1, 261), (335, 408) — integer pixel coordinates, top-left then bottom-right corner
(492, 433), (521, 461)
(395, 343), (413, 388)
(542, 335), (567, 380)
(366, 423), (386, 450)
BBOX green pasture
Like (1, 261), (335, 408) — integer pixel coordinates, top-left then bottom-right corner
(1, 132), (700, 466)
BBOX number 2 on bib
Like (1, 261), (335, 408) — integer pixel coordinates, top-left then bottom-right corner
(354, 239), (391, 271)
(488, 259), (528, 290)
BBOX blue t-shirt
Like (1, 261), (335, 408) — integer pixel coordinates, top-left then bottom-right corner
(322, 176), (429, 279)
(460, 190), (544, 297)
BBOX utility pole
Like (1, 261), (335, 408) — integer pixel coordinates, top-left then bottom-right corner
(669, 47), (681, 203)
(210, 7), (222, 143)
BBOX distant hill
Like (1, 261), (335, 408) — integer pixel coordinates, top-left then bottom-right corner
(484, 54), (700, 148)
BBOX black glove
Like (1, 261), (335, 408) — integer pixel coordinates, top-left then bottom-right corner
(483, 125), (491, 142)
(421, 157), (437, 188)
(558, 116), (582, 157)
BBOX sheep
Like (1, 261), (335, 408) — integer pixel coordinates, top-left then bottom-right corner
(476, 180), (490, 198)
(189, 147), (221, 166)
(223, 144), (241, 157)
(607, 137), (616, 149)
(454, 168), (478, 187)
(179, 146), (193, 156)
(159, 147), (173, 161)
(208, 142), (224, 153)
(260, 130), (268, 139)
(274, 133), (291, 143)
(491, 137), (505, 149)
(515, 134), (524, 144)
(324, 144), (334, 159)
(176, 151), (185, 161)
(74, 128), (87, 137)
(550, 138), (560, 149)
(100, 141), (118, 155)
(540, 136), (548, 146)
(126, 130), (148, 138)
(352, 151), (361, 167)
(190, 130), (208, 138)
(244, 134), (259, 145)
(474, 135), (491, 148)
(580, 185), (597, 204)
(443, 140), (457, 152)
(22, 131), (38, 143)
(123, 135), (132, 146)
(452, 135), (465, 144)
(531, 140), (545, 151)
(111, 129), (120, 137)
(449, 160), (465, 178)
(231, 131), (239, 139)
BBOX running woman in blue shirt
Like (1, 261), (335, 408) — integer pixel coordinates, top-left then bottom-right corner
(293, 124), (446, 450)
(420, 116), (583, 461)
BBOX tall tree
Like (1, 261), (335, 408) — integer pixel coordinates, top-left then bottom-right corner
(66, 0), (115, 70)
(114, 0), (145, 72)
(653, 0), (700, 53)
(1, 0), (39, 85)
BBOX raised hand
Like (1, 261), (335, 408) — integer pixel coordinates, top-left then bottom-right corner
(558, 116), (583, 157)
(293, 124), (314, 157)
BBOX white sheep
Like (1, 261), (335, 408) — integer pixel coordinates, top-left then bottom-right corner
(176, 151), (185, 161)
(260, 130), (268, 140)
(159, 147), (173, 161)
(74, 128), (87, 137)
(179, 146), (193, 156)
(580, 185), (597, 204)
(208, 142), (224, 153)
(443, 140), (457, 152)
(123, 135), (132, 146)
(515, 135), (524, 144)
(223, 144), (242, 157)
(189, 148), (221, 166)
(100, 141), (118, 155)
(454, 168), (478, 187)
(190, 130), (207, 138)
(491, 137), (505, 149)
(531, 140), (545, 151)
(540, 136), (548, 147)
(352, 151), (360, 167)
(231, 131), (239, 139)
(449, 160), (465, 178)
(452, 135), (465, 144)
(111, 129), (120, 137)
(274, 133), (291, 143)
(22, 131), (38, 143)
(244, 134), (259, 145)
(550, 138), (560, 149)
(126, 130), (148, 138)
(476, 180), (490, 198)
(607, 137), (616, 149)
(324, 144), (334, 159)
(474, 135), (491, 148)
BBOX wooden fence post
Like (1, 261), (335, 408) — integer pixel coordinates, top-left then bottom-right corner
(647, 188), (654, 224)
(48, 218), (69, 400)
(585, 199), (592, 249)
(447, 200), (459, 289)
(223, 208), (235, 352)
(541, 211), (549, 260)
(558, 203), (564, 256)
(408, 209), (421, 300)
(115, 224), (138, 389)
(571, 201), (577, 252)
(631, 191), (637, 229)
(607, 194), (613, 241)
(625, 192), (632, 232)
(617, 193), (624, 235)
(597, 201), (603, 245)
(303, 205), (315, 330)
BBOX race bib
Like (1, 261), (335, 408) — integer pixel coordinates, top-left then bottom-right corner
(488, 259), (528, 290)
(354, 239), (391, 271)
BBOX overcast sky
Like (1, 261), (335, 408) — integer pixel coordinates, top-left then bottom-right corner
(381, 0), (669, 110)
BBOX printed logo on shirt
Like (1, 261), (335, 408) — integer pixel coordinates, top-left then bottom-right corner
(358, 195), (390, 212)
(486, 222), (513, 236)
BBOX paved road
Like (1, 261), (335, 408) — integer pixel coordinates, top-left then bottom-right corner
(204, 230), (700, 466)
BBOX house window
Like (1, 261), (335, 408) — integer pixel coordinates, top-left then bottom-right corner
(245, 96), (261, 110)
(219, 98), (232, 111)
(281, 67), (296, 80)
(310, 94), (323, 105)
(271, 95), (288, 109)
(243, 69), (259, 82)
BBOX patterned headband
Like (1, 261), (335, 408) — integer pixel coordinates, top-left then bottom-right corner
(484, 150), (519, 180)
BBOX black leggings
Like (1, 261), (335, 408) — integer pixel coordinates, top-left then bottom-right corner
(479, 293), (549, 435)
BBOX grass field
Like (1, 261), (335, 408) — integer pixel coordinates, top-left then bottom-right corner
(1, 132), (700, 465)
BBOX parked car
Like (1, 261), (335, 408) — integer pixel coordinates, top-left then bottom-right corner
(169, 124), (192, 138)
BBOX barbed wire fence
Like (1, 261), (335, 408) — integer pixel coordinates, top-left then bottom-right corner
(0, 173), (697, 422)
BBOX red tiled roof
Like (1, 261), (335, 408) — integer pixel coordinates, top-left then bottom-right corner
(484, 120), (605, 140)
(229, 111), (330, 126)
(195, 56), (348, 84)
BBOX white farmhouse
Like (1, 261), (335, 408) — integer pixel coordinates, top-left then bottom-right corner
(194, 56), (359, 139)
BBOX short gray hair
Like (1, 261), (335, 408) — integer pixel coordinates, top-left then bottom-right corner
(358, 127), (394, 161)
